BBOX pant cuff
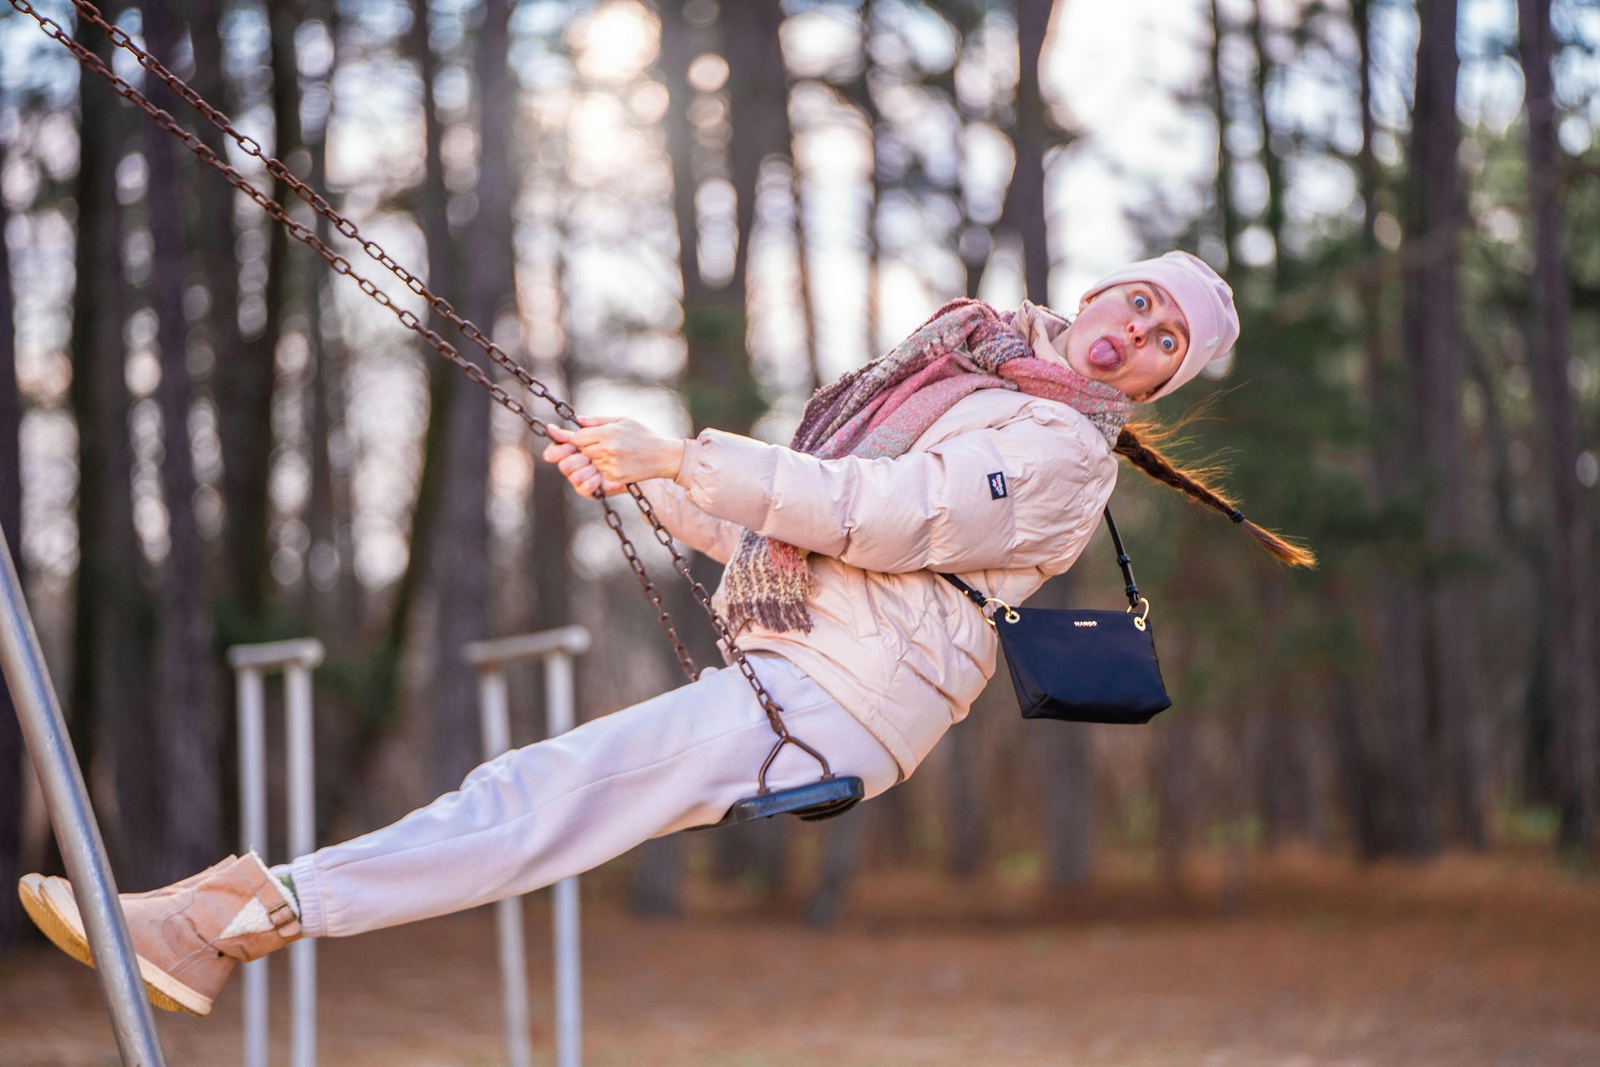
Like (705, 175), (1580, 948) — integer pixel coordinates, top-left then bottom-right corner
(287, 854), (328, 938)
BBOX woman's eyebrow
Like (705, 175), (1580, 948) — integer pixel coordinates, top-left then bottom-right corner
(1145, 285), (1190, 344)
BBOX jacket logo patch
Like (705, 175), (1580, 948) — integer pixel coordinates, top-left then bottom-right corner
(987, 472), (1008, 500)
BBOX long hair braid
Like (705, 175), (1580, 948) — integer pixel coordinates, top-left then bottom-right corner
(1114, 420), (1317, 568)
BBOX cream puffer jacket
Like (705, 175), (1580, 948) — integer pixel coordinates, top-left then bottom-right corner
(640, 386), (1119, 779)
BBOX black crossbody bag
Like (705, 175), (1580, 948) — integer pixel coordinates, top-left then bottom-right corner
(939, 508), (1172, 724)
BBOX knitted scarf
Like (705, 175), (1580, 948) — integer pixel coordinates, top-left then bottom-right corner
(717, 298), (1133, 635)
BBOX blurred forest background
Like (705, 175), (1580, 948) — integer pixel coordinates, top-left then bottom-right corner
(0, 0), (1597, 960)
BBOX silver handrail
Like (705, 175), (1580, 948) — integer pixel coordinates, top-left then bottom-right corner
(0, 525), (168, 1065)
(227, 638), (325, 1067)
(463, 624), (591, 1067)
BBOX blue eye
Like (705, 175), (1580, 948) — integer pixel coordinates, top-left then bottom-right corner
(1161, 335), (1176, 352)
(1133, 295), (1149, 311)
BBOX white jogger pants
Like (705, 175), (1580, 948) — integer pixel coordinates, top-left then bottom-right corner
(287, 654), (900, 939)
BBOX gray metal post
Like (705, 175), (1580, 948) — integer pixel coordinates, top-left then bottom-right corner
(227, 638), (324, 1067)
(545, 650), (582, 1067)
(463, 625), (590, 1067)
(236, 665), (268, 1067)
(285, 658), (317, 1067)
(478, 667), (532, 1067)
(0, 528), (168, 1065)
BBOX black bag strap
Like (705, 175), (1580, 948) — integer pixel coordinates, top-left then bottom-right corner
(1103, 507), (1142, 610)
(939, 506), (1140, 610)
(937, 570), (988, 609)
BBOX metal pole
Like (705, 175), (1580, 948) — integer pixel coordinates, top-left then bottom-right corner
(0, 527), (168, 1065)
(285, 660), (317, 1067)
(480, 668), (532, 1067)
(237, 666), (268, 1067)
(546, 651), (582, 1067)
(462, 625), (589, 1067)
(226, 639), (324, 1067)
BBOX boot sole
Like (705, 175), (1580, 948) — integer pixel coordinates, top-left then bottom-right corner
(18, 874), (213, 1017)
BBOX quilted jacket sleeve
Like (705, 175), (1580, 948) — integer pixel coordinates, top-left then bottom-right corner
(635, 478), (746, 565)
(672, 407), (1117, 575)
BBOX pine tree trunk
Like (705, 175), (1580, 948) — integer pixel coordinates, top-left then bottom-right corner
(427, 0), (512, 795)
(661, 0), (707, 319)
(194, 0), (280, 623)
(629, 834), (684, 918)
(1157, 706), (1198, 898)
(1218, 710), (1258, 917)
(66, 23), (160, 887)
(1259, 709), (1318, 846)
(390, 0), (455, 729)
(690, 0), (780, 421)
(288, 0), (363, 847)
(1014, 3), (1095, 885)
(724, 0), (789, 317)
(314, 0), (455, 835)
(789, 159), (821, 393)
(1209, 0), (1240, 260)
(806, 803), (873, 927)
(1009, 0), (1053, 304)
(0, 139), (25, 946)
(1404, 0), (1487, 849)
(1347, 0), (1440, 860)
(849, 0), (882, 355)
(1518, 0), (1599, 852)
(1037, 721), (1095, 886)
(258, 0), (321, 621)
(658, 0), (725, 670)
(954, 19), (992, 301)
(945, 710), (987, 877)
(1247, 0), (1284, 277)
(302, 23), (360, 644)
(1334, 0), (1386, 861)
(673, 0), (792, 890)
(529, 241), (571, 641)
(1371, 581), (1441, 856)
(1256, 575), (1323, 846)
(676, 0), (766, 436)
(145, 0), (221, 882)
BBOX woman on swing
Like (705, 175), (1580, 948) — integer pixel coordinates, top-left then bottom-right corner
(21, 250), (1309, 1017)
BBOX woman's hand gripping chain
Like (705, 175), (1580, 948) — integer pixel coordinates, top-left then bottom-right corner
(542, 416), (688, 498)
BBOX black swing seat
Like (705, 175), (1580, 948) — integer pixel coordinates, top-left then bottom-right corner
(719, 776), (865, 824)
(699, 727), (866, 826)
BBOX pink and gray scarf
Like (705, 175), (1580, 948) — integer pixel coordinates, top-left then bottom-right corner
(718, 298), (1132, 634)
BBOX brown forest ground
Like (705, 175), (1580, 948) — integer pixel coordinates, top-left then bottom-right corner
(1, 845), (1597, 1066)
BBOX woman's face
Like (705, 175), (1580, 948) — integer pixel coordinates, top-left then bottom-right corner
(1064, 282), (1190, 401)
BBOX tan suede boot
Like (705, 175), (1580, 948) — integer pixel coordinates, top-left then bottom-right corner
(17, 852), (301, 1016)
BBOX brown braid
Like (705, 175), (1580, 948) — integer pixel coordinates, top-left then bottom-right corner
(1114, 421), (1317, 568)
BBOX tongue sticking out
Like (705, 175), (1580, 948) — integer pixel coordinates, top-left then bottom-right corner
(1088, 337), (1122, 370)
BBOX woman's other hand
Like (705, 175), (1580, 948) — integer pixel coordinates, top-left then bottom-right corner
(541, 416), (687, 497)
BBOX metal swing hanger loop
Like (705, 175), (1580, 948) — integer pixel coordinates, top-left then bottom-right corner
(14, 0), (847, 775)
(756, 733), (835, 793)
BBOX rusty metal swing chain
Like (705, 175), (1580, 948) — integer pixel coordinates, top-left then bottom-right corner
(14, 0), (831, 761)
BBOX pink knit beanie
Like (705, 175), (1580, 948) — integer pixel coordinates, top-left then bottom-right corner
(1082, 250), (1239, 402)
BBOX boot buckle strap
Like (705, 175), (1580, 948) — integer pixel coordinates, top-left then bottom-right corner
(266, 899), (297, 932)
